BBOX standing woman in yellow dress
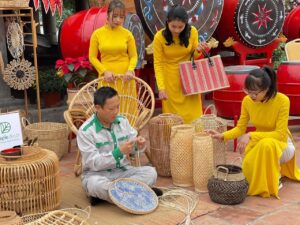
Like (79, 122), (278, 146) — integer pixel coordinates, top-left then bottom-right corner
(89, 0), (138, 122)
(208, 66), (300, 198)
(153, 5), (208, 124)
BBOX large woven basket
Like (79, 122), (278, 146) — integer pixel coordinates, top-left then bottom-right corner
(149, 113), (184, 177)
(170, 124), (194, 187)
(193, 105), (227, 167)
(23, 121), (69, 159)
(0, 211), (23, 225)
(0, 146), (61, 214)
(0, 0), (29, 7)
(193, 133), (214, 192)
(207, 164), (249, 205)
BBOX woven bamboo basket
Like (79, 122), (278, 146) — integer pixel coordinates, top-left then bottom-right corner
(0, 146), (61, 214)
(23, 121), (69, 159)
(0, 211), (23, 225)
(193, 105), (227, 167)
(193, 132), (214, 192)
(21, 207), (90, 225)
(0, 0), (29, 7)
(170, 124), (194, 187)
(149, 113), (184, 177)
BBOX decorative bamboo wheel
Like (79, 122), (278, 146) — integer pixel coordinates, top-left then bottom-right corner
(3, 59), (35, 90)
(6, 20), (24, 59)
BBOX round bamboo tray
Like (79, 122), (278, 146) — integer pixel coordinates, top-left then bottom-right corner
(0, 146), (61, 215)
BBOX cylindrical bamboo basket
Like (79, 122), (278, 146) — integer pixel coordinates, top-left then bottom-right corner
(149, 113), (184, 177)
(193, 106), (227, 167)
(0, 211), (23, 225)
(170, 124), (194, 187)
(193, 133), (214, 192)
(23, 122), (69, 159)
(0, 0), (29, 7)
(0, 146), (61, 215)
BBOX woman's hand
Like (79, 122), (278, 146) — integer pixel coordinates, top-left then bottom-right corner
(159, 90), (168, 100)
(123, 70), (134, 81)
(237, 133), (251, 154)
(205, 129), (224, 140)
(104, 70), (115, 82)
(197, 41), (209, 53)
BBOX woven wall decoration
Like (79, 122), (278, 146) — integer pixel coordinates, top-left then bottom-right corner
(0, 51), (4, 75)
(3, 59), (35, 90)
(6, 20), (24, 59)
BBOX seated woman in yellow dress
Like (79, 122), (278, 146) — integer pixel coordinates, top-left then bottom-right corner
(89, 0), (138, 123)
(208, 66), (300, 198)
(153, 5), (208, 124)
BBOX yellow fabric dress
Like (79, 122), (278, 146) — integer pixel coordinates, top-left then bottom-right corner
(223, 93), (300, 198)
(153, 26), (202, 124)
(89, 25), (138, 124)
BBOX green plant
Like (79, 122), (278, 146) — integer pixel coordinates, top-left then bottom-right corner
(39, 67), (67, 93)
(272, 42), (287, 70)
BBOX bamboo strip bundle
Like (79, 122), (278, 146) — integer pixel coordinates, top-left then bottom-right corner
(0, 0), (29, 7)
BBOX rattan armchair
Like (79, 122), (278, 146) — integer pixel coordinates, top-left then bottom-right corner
(64, 75), (155, 176)
(285, 38), (300, 60)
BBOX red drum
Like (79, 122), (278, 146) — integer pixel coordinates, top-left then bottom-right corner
(215, 0), (284, 48)
(59, 7), (107, 58)
(283, 7), (300, 41)
(213, 65), (259, 119)
(277, 61), (300, 115)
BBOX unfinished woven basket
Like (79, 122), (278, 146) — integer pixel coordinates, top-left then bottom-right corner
(0, 211), (23, 225)
(193, 105), (227, 167)
(0, 146), (61, 214)
(170, 124), (195, 187)
(149, 113), (184, 177)
(23, 122), (69, 159)
(193, 132), (214, 193)
(0, 0), (29, 7)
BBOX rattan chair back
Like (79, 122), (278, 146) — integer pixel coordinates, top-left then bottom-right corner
(285, 38), (300, 60)
(64, 75), (155, 176)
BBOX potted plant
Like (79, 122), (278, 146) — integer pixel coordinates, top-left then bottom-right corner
(39, 67), (67, 107)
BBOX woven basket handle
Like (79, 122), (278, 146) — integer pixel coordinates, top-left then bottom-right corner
(216, 166), (229, 181)
(203, 104), (217, 115)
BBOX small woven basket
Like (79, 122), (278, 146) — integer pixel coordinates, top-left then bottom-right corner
(207, 163), (249, 205)
(193, 132), (214, 192)
(0, 211), (23, 225)
(193, 105), (227, 167)
(0, 0), (29, 7)
(170, 124), (195, 187)
(149, 113), (184, 177)
(23, 121), (69, 159)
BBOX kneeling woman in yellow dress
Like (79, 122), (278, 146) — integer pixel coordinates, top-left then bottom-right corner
(209, 66), (300, 198)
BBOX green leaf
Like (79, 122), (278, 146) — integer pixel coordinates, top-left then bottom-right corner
(78, 69), (87, 78)
(67, 64), (75, 72)
(64, 73), (73, 83)
(0, 122), (11, 134)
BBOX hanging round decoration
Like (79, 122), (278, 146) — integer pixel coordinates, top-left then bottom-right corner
(3, 59), (35, 90)
(108, 178), (158, 214)
(6, 20), (24, 59)
(124, 13), (145, 69)
(234, 0), (285, 47)
(134, 0), (224, 41)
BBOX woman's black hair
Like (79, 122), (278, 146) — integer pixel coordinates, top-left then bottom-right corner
(163, 5), (191, 47)
(244, 66), (277, 102)
(107, 0), (125, 14)
(94, 86), (118, 107)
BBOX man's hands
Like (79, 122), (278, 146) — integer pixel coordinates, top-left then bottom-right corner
(119, 136), (146, 155)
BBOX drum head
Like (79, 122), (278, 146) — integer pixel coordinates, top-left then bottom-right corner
(109, 178), (158, 214)
(135, 0), (224, 41)
(124, 13), (145, 69)
(235, 0), (285, 47)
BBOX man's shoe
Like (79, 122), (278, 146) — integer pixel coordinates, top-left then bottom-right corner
(151, 187), (163, 197)
(90, 196), (104, 206)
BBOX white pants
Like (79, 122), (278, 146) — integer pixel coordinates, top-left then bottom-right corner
(280, 137), (295, 164)
(81, 166), (157, 203)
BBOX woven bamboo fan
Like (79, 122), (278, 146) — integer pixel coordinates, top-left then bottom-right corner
(0, 211), (23, 225)
(193, 105), (227, 167)
(149, 113), (184, 177)
(170, 124), (195, 187)
(3, 59), (35, 90)
(6, 20), (24, 59)
(0, 0), (29, 7)
(0, 146), (61, 215)
(21, 207), (90, 225)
